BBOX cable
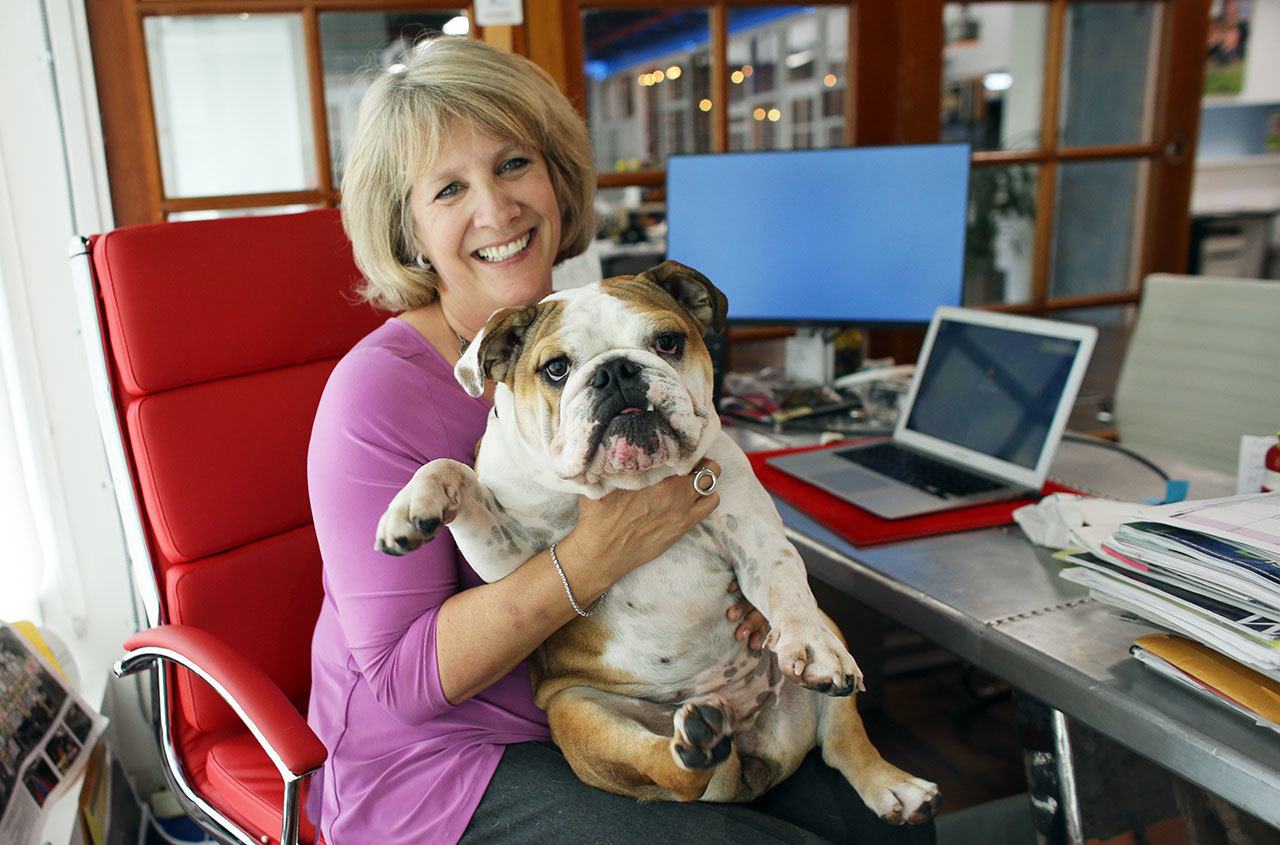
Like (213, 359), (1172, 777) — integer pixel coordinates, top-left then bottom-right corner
(1062, 432), (1170, 482)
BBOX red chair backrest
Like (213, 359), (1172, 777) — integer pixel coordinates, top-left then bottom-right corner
(90, 209), (384, 734)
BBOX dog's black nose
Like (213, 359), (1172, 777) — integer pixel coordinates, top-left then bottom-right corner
(592, 357), (642, 390)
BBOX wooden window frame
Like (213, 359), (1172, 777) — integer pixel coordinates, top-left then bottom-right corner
(87, 0), (507, 226)
(960, 0), (1210, 317)
(534, 0), (1208, 318)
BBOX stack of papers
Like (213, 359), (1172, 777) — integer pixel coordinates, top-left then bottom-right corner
(1060, 493), (1280, 684)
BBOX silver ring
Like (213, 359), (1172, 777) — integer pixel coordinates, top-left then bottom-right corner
(692, 467), (718, 496)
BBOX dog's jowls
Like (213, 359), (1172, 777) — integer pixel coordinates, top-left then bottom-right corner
(376, 261), (941, 822)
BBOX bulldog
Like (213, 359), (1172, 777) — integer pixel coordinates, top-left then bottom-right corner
(375, 261), (940, 822)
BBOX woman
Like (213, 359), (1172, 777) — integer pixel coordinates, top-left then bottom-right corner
(308, 36), (934, 844)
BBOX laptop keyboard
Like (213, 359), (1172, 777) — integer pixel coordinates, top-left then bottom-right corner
(835, 443), (1007, 498)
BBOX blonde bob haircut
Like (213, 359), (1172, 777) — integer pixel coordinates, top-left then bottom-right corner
(342, 37), (596, 312)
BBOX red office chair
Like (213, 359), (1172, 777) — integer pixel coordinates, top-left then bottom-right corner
(71, 210), (385, 845)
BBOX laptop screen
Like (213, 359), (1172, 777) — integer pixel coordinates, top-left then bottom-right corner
(903, 319), (1083, 470)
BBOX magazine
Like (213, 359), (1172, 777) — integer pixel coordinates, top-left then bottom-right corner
(1067, 551), (1280, 639)
(0, 623), (107, 845)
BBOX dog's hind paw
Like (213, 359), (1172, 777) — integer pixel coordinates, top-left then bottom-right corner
(855, 766), (942, 825)
(671, 697), (734, 771)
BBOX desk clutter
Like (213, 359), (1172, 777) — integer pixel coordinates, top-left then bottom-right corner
(1053, 492), (1280, 733)
(748, 442), (1078, 547)
(721, 364), (910, 436)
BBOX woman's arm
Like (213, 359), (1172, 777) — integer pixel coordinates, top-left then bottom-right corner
(434, 466), (721, 705)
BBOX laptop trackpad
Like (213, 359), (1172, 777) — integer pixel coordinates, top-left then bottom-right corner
(814, 469), (890, 493)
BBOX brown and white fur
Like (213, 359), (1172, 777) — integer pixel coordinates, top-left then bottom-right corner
(375, 261), (940, 822)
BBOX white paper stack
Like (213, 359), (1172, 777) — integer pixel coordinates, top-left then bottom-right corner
(1060, 493), (1280, 683)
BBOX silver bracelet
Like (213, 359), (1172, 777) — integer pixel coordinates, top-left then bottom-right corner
(549, 542), (606, 618)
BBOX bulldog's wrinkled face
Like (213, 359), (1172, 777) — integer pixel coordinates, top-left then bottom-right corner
(456, 261), (727, 486)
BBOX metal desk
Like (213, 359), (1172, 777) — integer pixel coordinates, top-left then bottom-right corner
(737, 429), (1280, 832)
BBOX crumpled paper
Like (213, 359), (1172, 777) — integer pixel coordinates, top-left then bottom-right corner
(1013, 493), (1150, 552)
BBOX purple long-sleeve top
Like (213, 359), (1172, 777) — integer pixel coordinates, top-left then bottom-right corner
(306, 317), (550, 844)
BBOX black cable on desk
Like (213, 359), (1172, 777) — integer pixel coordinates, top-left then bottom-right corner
(1061, 432), (1170, 482)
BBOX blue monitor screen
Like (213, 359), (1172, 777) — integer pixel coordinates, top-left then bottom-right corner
(666, 144), (970, 325)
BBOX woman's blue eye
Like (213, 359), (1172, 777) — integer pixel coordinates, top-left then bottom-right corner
(435, 182), (464, 200)
(500, 157), (530, 174)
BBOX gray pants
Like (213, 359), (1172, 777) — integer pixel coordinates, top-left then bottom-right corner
(460, 742), (937, 844)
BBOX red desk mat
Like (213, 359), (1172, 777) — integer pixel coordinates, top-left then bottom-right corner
(748, 442), (1078, 547)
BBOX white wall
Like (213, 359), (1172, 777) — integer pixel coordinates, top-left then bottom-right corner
(0, 0), (134, 707)
(1223, 0), (1280, 104)
(146, 14), (315, 197)
(941, 4), (1045, 149)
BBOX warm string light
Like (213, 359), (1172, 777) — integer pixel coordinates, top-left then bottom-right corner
(637, 66), (683, 87)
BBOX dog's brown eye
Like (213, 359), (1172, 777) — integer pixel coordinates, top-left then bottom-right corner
(541, 356), (571, 382)
(653, 332), (685, 356)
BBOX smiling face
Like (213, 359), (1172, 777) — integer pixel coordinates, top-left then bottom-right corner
(409, 124), (562, 333)
(456, 262), (728, 489)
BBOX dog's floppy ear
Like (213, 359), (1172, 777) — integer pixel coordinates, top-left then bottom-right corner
(635, 260), (728, 334)
(454, 304), (541, 397)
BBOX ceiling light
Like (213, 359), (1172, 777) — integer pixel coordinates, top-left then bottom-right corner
(784, 50), (813, 70)
(983, 71), (1013, 92)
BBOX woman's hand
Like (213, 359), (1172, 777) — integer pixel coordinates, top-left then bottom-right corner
(726, 580), (770, 652)
(565, 458), (722, 582)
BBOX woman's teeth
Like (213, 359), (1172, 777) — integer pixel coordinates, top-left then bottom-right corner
(475, 231), (532, 262)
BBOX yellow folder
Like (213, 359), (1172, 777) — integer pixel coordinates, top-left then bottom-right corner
(1135, 633), (1280, 723)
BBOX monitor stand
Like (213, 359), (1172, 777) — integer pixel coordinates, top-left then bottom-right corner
(785, 327), (838, 384)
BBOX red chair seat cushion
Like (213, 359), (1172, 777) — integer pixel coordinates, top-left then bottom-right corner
(205, 732), (323, 845)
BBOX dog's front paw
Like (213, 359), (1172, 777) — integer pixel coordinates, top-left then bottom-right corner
(764, 622), (864, 695)
(671, 697), (734, 771)
(374, 461), (468, 556)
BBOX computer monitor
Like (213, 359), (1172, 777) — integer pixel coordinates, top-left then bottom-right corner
(666, 144), (971, 327)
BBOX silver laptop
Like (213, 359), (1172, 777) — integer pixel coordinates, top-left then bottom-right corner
(767, 307), (1097, 519)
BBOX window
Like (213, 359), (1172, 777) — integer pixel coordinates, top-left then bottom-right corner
(90, 3), (471, 223)
(90, 0), (1207, 335)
